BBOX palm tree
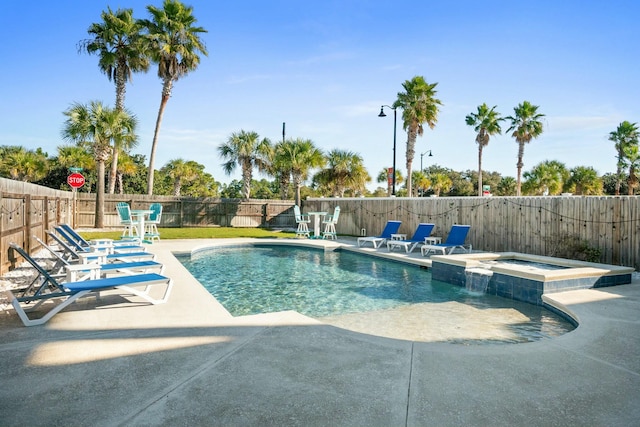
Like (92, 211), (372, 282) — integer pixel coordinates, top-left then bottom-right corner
(161, 158), (200, 196)
(496, 176), (517, 196)
(80, 7), (149, 194)
(522, 160), (569, 195)
(218, 130), (272, 200)
(505, 101), (545, 196)
(313, 149), (370, 197)
(57, 145), (95, 171)
(412, 170), (431, 197)
(140, 0), (208, 195)
(272, 138), (324, 205)
(62, 101), (137, 228)
(270, 141), (293, 200)
(56, 145), (96, 192)
(115, 152), (139, 194)
(566, 166), (603, 195)
(428, 172), (452, 197)
(1, 147), (49, 182)
(465, 103), (503, 196)
(623, 142), (640, 195)
(376, 168), (404, 196)
(394, 76), (442, 197)
(608, 121), (639, 195)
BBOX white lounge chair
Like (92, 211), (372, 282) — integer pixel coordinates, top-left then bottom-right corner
(357, 220), (402, 248)
(56, 224), (144, 254)
(34, 235), (165, 282)
(46, 231), (156, 264)
(5, 243), (172, 327)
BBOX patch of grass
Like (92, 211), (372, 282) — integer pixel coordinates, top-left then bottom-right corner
(80, 228), (298, 241)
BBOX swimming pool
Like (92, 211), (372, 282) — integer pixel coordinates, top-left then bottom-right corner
(175, 245), (575, 344)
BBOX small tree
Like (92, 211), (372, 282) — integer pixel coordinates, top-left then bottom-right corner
(608, 121), (639, 195)
(62, 101), (137, 227)
(218, 130), (272, 200)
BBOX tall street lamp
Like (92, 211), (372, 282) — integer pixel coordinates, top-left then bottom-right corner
(378, 105), (397, 196)
(420, 150), (433, 172)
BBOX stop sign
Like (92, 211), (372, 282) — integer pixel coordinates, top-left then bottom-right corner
(67, 172), (85, 189)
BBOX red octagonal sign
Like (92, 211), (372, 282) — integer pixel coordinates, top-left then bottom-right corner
(67, 172), (85, 189)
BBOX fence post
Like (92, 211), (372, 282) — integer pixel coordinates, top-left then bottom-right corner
(24, 194), (31, 252)
(180, 200), (184, 228)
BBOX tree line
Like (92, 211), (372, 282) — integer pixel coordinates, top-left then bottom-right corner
(4, 2), (638, 229)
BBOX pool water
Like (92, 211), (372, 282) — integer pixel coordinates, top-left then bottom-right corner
(491, 258), (569, 270)
(175, 245), (575, 344)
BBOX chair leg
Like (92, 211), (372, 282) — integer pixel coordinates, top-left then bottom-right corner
(296, 222), (310, 238)
(323, 223), (337, 240)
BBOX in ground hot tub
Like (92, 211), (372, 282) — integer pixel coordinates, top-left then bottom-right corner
(430, 252), (634, 306)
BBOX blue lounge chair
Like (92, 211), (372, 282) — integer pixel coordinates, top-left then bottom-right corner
(59, 223), (142, 248)
(386, 223), (435, 253)
(5, 243), (172, 326)
(357, 220), (402, 248)
(34, 236), (165, 281)
(46, 231), (156, 264)
(55, 225), (144, 254)
(421, 225), (472, 256)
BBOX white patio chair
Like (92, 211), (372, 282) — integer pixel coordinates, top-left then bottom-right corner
(294, 205), (311, 238)
(322, 206), (340, 240)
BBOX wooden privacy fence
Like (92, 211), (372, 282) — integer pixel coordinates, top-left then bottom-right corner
(2, 176), (640, 273)
(303, 196), (640, 270)
(1, 179), (296, 273)
(75, 194), (296, 229)
(1, 178), (74, 274)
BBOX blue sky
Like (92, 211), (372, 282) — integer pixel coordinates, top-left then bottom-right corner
(2, 0), (639, 191)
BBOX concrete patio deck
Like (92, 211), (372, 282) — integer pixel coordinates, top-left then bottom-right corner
(0, 238), (638, 426)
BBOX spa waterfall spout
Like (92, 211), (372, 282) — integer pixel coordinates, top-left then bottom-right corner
(465, 268), (493, 293)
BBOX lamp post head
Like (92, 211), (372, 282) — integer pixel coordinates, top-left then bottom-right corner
(378, 106), (386, 117)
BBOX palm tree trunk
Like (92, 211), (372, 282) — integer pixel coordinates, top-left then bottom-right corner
(293, 174), (302, 206)
(108, 150), (119, 194)
(95, 160), (105, 228)
(615, 164), (622, 196)
(516, 142), (525, 196)
(242, 161), (252, 200)
(111, 68), (126, 194)
(279, 172), (290, 200)
(628, 165), (637, 195)
(406, 129), (417, 197)
(117, 173), (124, 194)
(478, 144), (484, 197)
(148, 80), (173, 195)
